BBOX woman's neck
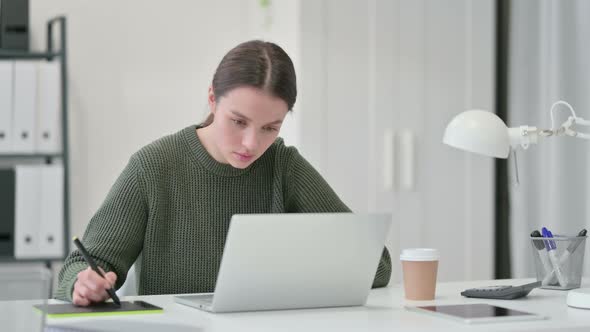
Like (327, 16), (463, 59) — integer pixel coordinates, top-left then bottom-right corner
(196, 125), (228, 164)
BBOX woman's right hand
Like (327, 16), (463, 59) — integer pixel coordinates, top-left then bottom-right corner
(72, 267), (117, 306)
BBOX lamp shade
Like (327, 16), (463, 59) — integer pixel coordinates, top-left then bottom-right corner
(442, 110), (510, 158)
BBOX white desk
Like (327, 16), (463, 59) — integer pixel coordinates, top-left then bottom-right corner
(3, 278), (590, 331)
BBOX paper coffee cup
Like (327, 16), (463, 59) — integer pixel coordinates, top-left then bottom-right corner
(400, 248), (439, 300)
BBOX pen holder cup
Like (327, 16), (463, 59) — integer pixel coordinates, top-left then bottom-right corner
(530, 235), (587, 290)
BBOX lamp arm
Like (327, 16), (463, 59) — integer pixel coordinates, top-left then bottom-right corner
(536, 116), (590, 140)
(545, 100), (590, 139)
(510, 108), (590, 150)
(563, 116), (590, 139)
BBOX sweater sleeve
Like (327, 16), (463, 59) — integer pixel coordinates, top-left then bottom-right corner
(284, 150), (392, 288)
(54, 155), (148, 301)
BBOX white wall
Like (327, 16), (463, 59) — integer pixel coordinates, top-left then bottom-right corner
(29, 0), (300, 241)
(27, 1), (495, 285)
(298, 0), (495, 282)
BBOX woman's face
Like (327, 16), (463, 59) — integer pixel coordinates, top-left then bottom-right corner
(208, 86), (289, 169)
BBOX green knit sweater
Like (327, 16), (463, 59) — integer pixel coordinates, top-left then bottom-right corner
(55, 125), (392, 301)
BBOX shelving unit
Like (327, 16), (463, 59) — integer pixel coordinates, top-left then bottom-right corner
(0, 16), (69, 265)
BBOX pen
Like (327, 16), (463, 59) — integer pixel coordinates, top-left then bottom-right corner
(72, 236), (121, 305)
(531, 230), (556, 285)
(542, 227), (568, 287)
(561, 229), (588, 264)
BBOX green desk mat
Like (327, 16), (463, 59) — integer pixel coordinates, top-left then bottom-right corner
(34, 300), (163, 318)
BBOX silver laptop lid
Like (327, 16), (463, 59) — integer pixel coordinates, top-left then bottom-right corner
(211, 213), (391, 312)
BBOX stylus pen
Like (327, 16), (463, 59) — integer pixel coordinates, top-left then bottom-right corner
(72, 236), (121, 305)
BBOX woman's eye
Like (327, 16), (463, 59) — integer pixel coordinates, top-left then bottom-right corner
(232, 119), (246, 127)
(263, 127), (278, 133)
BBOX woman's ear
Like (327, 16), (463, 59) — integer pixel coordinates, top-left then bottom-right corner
(207, 86), (216, 114)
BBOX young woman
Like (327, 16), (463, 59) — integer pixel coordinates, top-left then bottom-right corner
(56, 40), (392, 306)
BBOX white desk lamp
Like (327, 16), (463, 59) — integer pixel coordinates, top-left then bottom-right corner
(442, 100), (590, 309)
(443, 100), (590, 157)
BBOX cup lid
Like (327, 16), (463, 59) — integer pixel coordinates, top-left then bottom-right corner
(400, 248), (439, 261)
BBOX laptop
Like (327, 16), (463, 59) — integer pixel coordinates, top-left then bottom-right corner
(174, 213), (392, 313)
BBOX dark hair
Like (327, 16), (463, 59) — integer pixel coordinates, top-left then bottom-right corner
(202, 40), (297, 126)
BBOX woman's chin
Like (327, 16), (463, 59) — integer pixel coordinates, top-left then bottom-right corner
(229, 152), (256, 169)
(229, 158), (254, 169)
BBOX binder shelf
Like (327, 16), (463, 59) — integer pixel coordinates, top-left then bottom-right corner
(0, 17), (70, 264)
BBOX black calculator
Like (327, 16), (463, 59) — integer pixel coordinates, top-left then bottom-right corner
(460, 281), (541, 300)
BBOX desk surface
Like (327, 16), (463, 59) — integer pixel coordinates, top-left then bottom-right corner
(3, 278), (590, 331)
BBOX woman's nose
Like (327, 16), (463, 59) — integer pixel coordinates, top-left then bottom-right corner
(242, 130), (259, 151)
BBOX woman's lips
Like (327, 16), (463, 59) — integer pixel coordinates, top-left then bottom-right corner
(234, 152), (253, 162)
